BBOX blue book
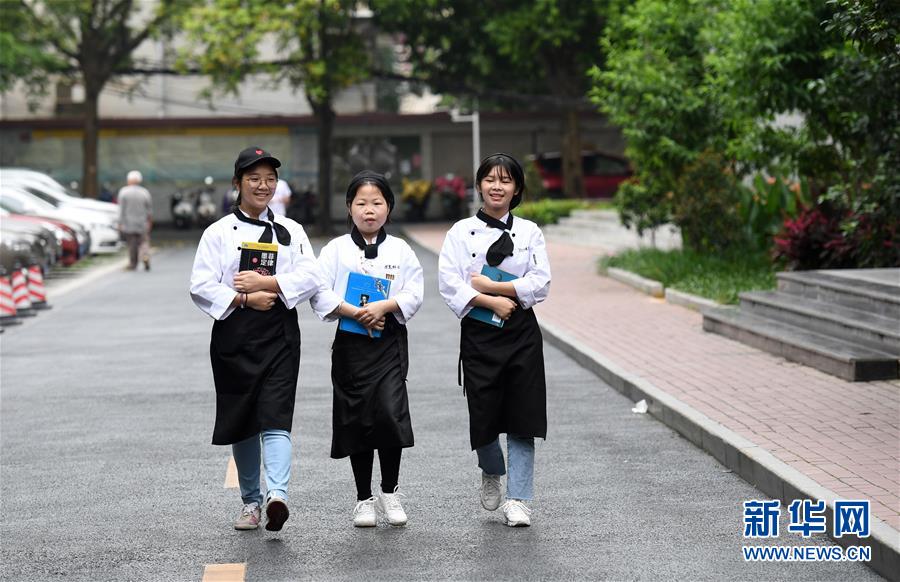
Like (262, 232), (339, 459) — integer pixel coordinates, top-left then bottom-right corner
(339, 272), (392, 337)
(466, 265), (518, 328)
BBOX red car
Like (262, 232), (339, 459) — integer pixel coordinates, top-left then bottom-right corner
(2, 212), (81, 266)
(530, 150), (633, 198)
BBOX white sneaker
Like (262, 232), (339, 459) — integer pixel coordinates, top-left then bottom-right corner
(376, 486), (408, 526)
(500, 499), (532, 527)
(352, 497), (377, 527)
(233, 502), (261, 530)
(480, 473), (502, 511)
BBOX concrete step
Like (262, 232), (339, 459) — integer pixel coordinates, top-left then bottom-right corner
(702, 307), (899, 382)
(544, 226), (682, 252)
(740, 291), (900, 355)
(777, 270), (900, 320)
(557, 216), (622, 229)
(567, 209), (620, 220)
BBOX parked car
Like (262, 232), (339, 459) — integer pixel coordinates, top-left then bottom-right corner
(0, 228), (48, 275)
(530, 150), (633, 198)
(1, 208), (80, 266)
(0, 168), (120, 220)
(1, 188), (92, 257)
(0, 186), (115, 255)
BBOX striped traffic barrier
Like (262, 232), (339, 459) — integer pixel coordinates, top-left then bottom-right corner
(10, 267), (35, 317)
(26, 265), (51, 310)
(0, 270), (20, 326)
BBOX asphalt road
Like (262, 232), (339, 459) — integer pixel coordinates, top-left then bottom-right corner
(0, 236), (881, 581)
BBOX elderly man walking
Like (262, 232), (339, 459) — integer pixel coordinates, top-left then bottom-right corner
(118, 170), (154, 271)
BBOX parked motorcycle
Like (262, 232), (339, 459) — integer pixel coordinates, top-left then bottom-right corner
(194, 176), (218, 228)
(170, 190), (195, 229)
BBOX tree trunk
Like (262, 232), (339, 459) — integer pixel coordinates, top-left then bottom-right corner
(81, 85), (100, 198)
(313, 101), (336, 237)
(561, 108), (584, 199)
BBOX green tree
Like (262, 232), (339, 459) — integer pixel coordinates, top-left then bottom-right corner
(12, 0), (184, 197)
(590, 0), (729, 239)
(0, 2), (64, 95)
(374, 0), (618, 199)
(180, 0), (369, 235)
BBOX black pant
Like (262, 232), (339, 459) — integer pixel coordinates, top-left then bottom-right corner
(349, 448), (402, 501)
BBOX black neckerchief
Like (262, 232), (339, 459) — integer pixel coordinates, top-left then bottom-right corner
(232, 208), (291, 245)
(350, 226), (387, 259)
(476, 209), (514, 267)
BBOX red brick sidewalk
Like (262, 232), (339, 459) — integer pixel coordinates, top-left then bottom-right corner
(405, 223), (900, 534)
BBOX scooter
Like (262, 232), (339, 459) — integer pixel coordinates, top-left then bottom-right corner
(171, 190), (195, 229)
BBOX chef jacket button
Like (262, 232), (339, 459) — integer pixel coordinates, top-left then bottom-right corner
(471, 253), (476, 257)
(237, 247), (241, 251)
(470, 230), (475, 235)
(233, 226), (238, 230)
(512, 233), (516, 237)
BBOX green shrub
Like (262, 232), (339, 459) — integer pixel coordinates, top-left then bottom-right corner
(672, 151), (745, 254)
(516, 199), (610, 225)
(614, 179), (672, 236)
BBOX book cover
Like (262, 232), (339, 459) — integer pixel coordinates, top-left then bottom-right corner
(466, 265), (518, 328)
(339, 271), (392, 338)
(239, 242), (278, 276)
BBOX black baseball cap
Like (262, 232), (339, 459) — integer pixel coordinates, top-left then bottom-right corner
(234, 146), (281, 176)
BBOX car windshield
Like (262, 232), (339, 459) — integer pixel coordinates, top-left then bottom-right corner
(0, 195), (28, 214)
(2, 189), (57, 213)
(21, 186), (62, 208)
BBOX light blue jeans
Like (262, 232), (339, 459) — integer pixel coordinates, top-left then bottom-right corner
(231, 429), (292, 505)
(475, 434), (535, 501)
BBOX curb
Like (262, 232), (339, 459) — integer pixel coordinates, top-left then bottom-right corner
(606, 267), (664, 297)
(664, 287), (722, 311)
(539, 319), (899, 582)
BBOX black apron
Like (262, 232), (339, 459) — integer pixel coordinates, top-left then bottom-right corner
(209, 301), (301, 445)
(330, 314), (414, 458)
(460, 305), (547, 450)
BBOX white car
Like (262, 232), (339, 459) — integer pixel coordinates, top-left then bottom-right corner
(0, 168), (120, 220)
(0, 187), (120, 255)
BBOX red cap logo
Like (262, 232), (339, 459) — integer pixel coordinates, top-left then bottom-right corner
(255, 149), (263, 155)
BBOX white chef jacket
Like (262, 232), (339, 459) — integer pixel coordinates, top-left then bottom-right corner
(438, 213), (551, 319)
(310, 233), (424, 325)
(190, 209), (321, 320)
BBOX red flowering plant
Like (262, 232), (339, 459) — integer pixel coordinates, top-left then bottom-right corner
(434, 174), (467, 200)
(434, 173), (467, 220)
(773, 197), (898, 270)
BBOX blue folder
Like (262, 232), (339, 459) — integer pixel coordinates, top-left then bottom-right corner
(339, 271), (392, 337)
(466, 265), (518, 328)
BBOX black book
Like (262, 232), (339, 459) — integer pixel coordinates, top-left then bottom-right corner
(239, 242), (278, 276)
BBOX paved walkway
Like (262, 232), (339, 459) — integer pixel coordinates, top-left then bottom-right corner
(405, 224), (900, 537)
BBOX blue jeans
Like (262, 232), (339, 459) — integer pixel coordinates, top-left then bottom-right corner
(475, 434), (534, 501)
(231, 429), (292, 505)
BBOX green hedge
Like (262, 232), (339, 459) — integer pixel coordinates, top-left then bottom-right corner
(516, 199), (612, 225)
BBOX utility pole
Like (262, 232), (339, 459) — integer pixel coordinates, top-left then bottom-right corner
(450, 101), (481, 214)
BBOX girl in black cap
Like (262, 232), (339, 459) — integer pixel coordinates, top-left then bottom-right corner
(310, 170), (424, 527)
(437, 153), (551, 527)
(190, 146), (322, 532)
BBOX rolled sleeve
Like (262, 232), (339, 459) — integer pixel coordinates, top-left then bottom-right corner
(439, 227), (480, 319)
(309, 239), (343, 321)
(512, 228), (551, 310)
(275, 228), (322, 310)
(393, 243), (424, 324)
(189, 225), (238, 320)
